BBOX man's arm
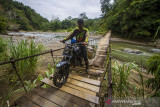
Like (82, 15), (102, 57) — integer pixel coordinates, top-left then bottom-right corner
(62, 29), (77, 42)
(84, 28), (89, 44)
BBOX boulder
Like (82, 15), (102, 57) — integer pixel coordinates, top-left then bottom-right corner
(149, 49), (160, 53)
(122, 48), (143, 54)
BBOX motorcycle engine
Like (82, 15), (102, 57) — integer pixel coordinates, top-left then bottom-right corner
(73, 45), (80, 55)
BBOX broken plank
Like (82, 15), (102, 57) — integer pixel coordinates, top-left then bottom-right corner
(41, 78), (99, 104)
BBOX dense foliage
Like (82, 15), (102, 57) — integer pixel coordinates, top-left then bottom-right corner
(0, 0), (49, 31)
(8, 39), (44, 80)
(0, 0), (102, 33)
(100, 0), (160, 41)
(0, 37), (8, 62)
(147, 54), (160, 96)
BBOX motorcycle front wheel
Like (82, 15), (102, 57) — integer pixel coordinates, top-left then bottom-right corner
(53, 64), (69, 88)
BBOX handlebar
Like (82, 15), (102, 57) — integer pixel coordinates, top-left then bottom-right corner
(61, 41), (87, 46)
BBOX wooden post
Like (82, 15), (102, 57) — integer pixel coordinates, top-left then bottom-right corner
(106, 42), (113, 107)
(10, 58), (27, 92)
(108, 42), (112, 97)
(50, 49), (55, 66)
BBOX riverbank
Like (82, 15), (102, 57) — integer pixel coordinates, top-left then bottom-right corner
(111, 37), (160, 69)
(111, 37), (160, 48)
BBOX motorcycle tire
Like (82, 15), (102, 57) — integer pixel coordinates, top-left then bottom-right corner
(53, 64), (69, 88)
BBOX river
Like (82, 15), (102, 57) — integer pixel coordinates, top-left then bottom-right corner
(1, 31), (100, 50)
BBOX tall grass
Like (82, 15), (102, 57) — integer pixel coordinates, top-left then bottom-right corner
(111, 60), (146, 97)
(112, 60), (136, 97)
(131, 63), (145, 98)
(8, 38), (43, 81)
(0, 37), (8, 62)
(0, 37), (9, 81)
(0, 63), (56, 106)
(0, 83), (24, 107)
(37, 63), (56, 88)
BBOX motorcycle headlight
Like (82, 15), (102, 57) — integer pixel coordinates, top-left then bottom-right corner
(64, 46), (70, 53)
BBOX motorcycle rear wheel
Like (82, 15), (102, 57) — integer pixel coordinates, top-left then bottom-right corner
(53, 64), (69, 88)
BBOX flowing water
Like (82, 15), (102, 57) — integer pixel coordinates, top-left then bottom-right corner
(111, 41), (160, 68)
(3, 31), (99, 50)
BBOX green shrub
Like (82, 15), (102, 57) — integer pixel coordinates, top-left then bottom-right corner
(8, 38), (43, 81)
(0, 37), (8, 62)
(0, 37), (8, 80)
(147, 54), (160, 96)
(0, 16), (7, 34)
(112, 60), (136, 97)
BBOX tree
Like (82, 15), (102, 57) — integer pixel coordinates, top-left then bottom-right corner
(67, 16), (72, 20)
(0, 16), (7, 34)
(50, 19), (62, 31)
(100, 0), (160, 41)
(100, 0), (111, 14)
(79, 12), (88, 19)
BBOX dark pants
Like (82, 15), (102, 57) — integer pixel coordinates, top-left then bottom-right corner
(81, 45), (88, 61)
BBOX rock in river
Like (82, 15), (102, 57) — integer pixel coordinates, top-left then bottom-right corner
(122, 48), (143, 54)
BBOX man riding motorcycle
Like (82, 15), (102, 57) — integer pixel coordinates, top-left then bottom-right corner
(60, 19), (89, 74)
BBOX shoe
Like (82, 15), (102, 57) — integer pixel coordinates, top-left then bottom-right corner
(85, 60), (89, 74)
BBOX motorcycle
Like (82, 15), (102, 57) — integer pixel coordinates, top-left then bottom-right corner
(53, 41), (85, 88)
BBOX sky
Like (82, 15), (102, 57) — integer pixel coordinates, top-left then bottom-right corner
(14, 0), (103, 21)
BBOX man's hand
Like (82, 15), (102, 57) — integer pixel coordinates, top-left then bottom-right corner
(83, 42), (88, 45)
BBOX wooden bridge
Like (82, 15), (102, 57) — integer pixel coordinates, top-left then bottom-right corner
(13, 32), (111, 107)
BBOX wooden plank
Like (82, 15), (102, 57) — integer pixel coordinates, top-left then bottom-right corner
(96, 50), (107, 52)
(70, 68), (104, 75)
(40, 86), (96, 107)
(69, 74), (101, 87)
(89, 67), (105, 71)
(14, 96), (40, 107)
(50, 73), (101, 87)
(88, 69), (104, 76)
(24, 91), (60, 107)
(71, 66), (105, 71)
(76, 66), (105, 71)
(67, 78), (100, 93)
(65, 82), (97, 96)
(42, 77), (96, 95)
(41, 78), (99, 104)
(95, 55), (107, 57)
(89, 69), (104, 74)
(53, 56), (63, 58)
(31, 87), (81, 107)
(98, 46), (108, 48)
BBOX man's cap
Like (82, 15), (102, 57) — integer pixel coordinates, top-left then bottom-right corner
(77, 19), (84, 24)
